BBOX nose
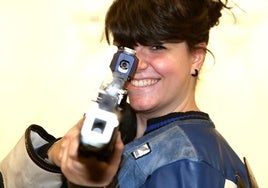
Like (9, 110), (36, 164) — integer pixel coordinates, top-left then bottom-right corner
(135, 46), (149, 70)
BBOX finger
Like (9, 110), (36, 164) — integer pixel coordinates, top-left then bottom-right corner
(76, 115), (86, 130)
(67, 129), (81, 159)
(66, 118), (84, 136)
(61, 136), (80, 181)
(59, 137), (69, 171)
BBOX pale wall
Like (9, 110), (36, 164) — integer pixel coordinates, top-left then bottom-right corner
(0, 0), (267, 187)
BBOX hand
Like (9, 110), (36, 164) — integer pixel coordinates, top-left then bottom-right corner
(48, 117), (124, 187)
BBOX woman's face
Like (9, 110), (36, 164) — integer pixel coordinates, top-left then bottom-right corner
(126, 42), (203, 117)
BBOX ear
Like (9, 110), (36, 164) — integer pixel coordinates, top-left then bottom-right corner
(190, 42), (207, 75)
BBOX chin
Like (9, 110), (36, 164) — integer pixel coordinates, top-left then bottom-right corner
(129, 98), (156, 112)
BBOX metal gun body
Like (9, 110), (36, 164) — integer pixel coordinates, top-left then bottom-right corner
(79, 47), (138, 159)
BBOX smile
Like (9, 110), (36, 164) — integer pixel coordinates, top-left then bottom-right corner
(131, 79), (159, 87)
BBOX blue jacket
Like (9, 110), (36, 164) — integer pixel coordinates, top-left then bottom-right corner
(117, 111), (250, 187)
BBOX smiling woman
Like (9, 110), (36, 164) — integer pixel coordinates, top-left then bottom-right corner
(0, 0), (267, 187)
(125, 42), (203, 126)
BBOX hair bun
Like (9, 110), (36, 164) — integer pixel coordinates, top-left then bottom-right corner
(207, 0), (228, 28)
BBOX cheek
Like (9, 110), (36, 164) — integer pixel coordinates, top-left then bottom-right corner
(152, 57), (184, 77)
(166, 53), (193, 74)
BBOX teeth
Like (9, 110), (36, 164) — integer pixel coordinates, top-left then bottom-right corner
(131, 79), (158, 87)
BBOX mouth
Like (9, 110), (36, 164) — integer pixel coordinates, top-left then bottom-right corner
(130, 79), (159, 87)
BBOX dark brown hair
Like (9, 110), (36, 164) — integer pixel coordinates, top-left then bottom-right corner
(105, 0), (229, 51)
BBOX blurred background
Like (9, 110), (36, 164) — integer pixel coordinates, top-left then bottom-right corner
(0, 0), (267, 187)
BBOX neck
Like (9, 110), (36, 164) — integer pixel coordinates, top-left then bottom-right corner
(135, 113), (148, 138)
(134, 102), (200, 138)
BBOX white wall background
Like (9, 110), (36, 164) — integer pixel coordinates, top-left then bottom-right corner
(0, 0), (267, 187)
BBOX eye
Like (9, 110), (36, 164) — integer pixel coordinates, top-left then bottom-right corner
(151, 45), (166, 50)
